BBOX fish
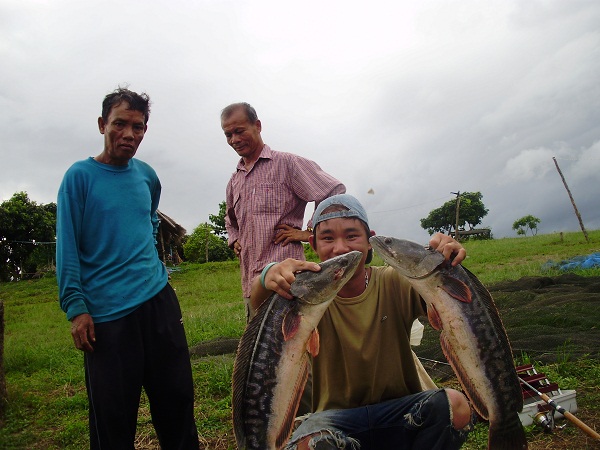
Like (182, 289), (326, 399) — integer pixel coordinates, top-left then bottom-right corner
(369, 236), (528, 450)
(232, 250), (362, 450)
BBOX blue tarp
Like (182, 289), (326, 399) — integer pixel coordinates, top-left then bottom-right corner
(543, 252), (600, 271)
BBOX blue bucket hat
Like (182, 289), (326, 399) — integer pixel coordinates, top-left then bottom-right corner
(313, 194), (370, 229)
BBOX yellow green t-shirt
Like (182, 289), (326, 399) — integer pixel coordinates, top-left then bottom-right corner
(312, 265), (427, 412)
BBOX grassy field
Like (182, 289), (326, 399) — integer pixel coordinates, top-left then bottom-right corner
(0, 229), (599, 449)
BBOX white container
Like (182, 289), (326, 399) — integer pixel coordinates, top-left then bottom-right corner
(518, 389), (577, 427)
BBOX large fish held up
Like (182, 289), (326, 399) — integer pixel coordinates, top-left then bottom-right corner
(232, 251), (362, 450)
(370, 236), (528, 450)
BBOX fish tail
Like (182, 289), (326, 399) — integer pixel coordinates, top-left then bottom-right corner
(487, 415), (528, 450)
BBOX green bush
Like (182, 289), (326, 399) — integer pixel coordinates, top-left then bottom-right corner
(183, 223), (235, 263)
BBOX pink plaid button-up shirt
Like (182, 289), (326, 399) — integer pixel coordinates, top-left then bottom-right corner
(225, 145), (345, 297)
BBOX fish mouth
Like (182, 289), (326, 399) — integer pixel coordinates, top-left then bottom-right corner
(370, 236), (396, 259)
(370, 236), (443, 279)
(291, 251), (361, 304)
(333, 267), (344, 281)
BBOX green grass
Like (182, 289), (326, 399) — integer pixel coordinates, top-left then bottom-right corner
(0, 229), (599, 449)
(460, 230), (600, 284)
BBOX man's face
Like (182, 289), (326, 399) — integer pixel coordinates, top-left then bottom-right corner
(221, 108), (263, 161)
(97, 101), (147, 166)
(310, 217), (371, 268)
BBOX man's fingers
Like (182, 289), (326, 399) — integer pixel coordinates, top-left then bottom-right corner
(264, 260), (321, 300)
(71, 314), (95, 352)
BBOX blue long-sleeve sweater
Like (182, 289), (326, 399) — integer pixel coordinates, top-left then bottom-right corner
(56, 157), (168, 323)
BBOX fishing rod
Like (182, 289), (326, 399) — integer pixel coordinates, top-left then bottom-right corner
(518, 376), (600, 440)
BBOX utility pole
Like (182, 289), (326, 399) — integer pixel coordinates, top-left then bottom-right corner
(451, 191), (461, 240)
(552, 157), (589, 243)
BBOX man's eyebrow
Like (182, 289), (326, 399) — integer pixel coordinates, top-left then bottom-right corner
(318, 226), (363, 234)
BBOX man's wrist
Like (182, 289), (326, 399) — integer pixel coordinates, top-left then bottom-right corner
(260, 262), (278, 289)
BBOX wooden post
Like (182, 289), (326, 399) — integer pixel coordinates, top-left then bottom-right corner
(158, 227), (166, 264)
(552, 157), (589, 243)
(0, 300), (7, 426)
(451, 191), (461, 240)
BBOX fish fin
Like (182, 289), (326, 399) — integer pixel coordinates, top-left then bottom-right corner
(307, 328), (321, 357)
(275, 359), (310, 449)
(427, 304), (443, 331)
(440, 273), (472, 303)
(487, 413), (529, 450)
(282, 310), (302, 341)
(440, 334), (489, 420)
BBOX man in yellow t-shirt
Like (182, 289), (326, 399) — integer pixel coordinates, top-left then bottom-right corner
(250, 194), (473, 450)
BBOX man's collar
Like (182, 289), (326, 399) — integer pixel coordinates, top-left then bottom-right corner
(236, 144), (271, 170)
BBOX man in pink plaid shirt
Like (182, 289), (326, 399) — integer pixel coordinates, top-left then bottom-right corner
(221, 102), (345, 321)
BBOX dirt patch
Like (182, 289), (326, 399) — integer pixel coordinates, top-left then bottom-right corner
(189, 338), (239, 358)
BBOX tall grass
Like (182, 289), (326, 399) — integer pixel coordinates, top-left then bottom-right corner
(0, 229), (598, 448)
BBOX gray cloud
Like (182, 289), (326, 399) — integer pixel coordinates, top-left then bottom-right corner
(1, 0), (599, 244)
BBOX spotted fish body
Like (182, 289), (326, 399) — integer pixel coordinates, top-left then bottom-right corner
(370, 236), (528, 450)
(232, 251), (362, 450)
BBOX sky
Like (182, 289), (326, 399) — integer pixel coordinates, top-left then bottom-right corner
(1, 0), (599, 244)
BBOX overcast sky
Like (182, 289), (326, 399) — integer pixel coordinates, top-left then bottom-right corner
(1, 0), (599, 244)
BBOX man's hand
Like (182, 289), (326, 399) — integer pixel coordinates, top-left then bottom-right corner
(263, 259), (320, 300)
(274, 224), (311, 246)
(70, 313), (96, 352)
(429, 233), (466, 266)
(233, 240), (242, 257)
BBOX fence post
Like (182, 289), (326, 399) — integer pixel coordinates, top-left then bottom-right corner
(0, 300), (7, 427)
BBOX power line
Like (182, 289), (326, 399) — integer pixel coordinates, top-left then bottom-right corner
(369, 195), (453, 215)
(1, 240), (56, 245)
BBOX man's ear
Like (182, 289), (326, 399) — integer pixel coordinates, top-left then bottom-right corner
(369, 229), (376, 237)
(309, 234), (316, 251)
(98, 117), (106, 134)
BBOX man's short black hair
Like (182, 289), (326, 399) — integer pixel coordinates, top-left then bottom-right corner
(102, 87), (151, 124)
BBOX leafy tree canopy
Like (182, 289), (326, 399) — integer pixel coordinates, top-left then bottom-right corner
(0, 192), (57, 280)
(183, 223), (234, 263)
(208, 200), (228, 240)
(420, 191), (489, 235)
(512, 215), (541, 236)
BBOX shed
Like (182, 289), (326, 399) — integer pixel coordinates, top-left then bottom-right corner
(157, 210), (186, 264)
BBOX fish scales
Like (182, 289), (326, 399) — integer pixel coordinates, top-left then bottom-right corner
(436, 265), (521, 415)
(370, 236), (528, 450)
(232, 251), (362, 450)
(235, 295), (300, 448)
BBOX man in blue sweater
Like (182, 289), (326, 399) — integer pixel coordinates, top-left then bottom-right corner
(56, 87), (199, 449)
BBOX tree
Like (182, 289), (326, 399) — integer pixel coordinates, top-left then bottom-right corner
(420, 191), (489, 236)
(0, 192), (57, 281)
(512, 215), (541, 236)
(183, 223), (234, 263)
(208, 201), (228, 240)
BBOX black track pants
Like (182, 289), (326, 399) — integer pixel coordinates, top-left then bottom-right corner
(84, 283), (199, 449)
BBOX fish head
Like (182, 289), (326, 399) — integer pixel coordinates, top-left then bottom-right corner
(291, 250), (362, 304)
(369, 236), (444, 279)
